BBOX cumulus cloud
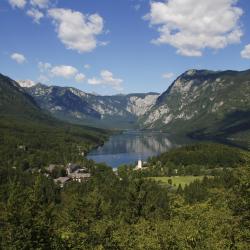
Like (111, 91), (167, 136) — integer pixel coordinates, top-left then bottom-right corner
(30, 0), (49, 9)
(101, 70), (123, 89)
(88, 70), (123, 91)
(162, 72), (174, 79)
(241, 44), (250, 59)
(38, 62), (87, 83)
(11, 53), (27, 64)
(9, 0), (26, 9)
(27, 8), (44, 23)
(75, 73), (86, 82)
(50, 65), (78, 78)
(48, 8), (104, 53)
(145, 0), (243, 56)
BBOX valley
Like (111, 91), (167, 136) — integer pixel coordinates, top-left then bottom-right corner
(18, 69), (250, 150)
(2, 0), (250, 248)
(0, 71), (250, 249)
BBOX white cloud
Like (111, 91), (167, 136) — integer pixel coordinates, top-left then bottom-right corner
(88, 70), (123, 91)
(145, 0), (243, 56)
(27, 8), (44, 23)
(87, 77), (102, 85)
(30, 0), (49, 9)
(50, 65), (78, 78)
(101, 70), (123, 88)
(48, 8), (104, 53)
(75, 73), (86, 82)
(11, 53), (27, 64)
(241, 44), (250, 59)
(38, 62), (86, 83)
(9, 0), (26, 9)
(162, 72), (174, 79)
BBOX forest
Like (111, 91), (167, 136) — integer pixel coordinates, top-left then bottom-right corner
(0, 141), (249, 249)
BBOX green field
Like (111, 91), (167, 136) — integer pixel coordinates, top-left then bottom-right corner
(148, 176), (207, 188)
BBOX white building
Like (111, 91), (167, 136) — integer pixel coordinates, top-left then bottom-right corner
(134, 160), (143, 170)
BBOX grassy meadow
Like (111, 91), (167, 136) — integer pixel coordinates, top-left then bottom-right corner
(148, 176), (209, 188)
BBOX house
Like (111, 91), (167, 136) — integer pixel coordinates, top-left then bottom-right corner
(66, 163), (81, 175)
(54, 176), (71, 188)
(69, 172), (91, 183)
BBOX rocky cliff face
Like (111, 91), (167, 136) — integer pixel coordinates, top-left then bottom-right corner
(140, 69), (250, 146)
(18, 81), (159, 128)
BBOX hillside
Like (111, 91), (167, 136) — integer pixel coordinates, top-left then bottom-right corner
(0, 74), (43, 120)
(0, 73), (109, 168)
(140, 69), (250, 148)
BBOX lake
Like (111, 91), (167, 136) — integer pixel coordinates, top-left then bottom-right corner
(87, 131), (194, 168)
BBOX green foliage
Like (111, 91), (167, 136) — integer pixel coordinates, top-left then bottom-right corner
(143, 143), (250, 179)
(150, 143), (248, 168)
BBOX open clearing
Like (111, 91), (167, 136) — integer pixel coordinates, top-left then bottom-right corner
(148, 176), (207, 188)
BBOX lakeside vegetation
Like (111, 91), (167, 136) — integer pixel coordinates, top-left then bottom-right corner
(0, 116), (109, 169)
(0, 141), (249, 249)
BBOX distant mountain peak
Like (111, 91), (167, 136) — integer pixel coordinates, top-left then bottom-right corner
(18, 80), (37, 88)
(185, 69), (198, 76)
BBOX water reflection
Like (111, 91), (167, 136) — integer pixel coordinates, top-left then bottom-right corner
(87, 131), (193, 168)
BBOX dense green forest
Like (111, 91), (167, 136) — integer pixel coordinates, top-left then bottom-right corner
(0, 143), (249, 249)
(0, 117), (109, 169)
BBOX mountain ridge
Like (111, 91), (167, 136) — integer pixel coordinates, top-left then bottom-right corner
(18, 81), (160, 128)
(13, 68), (250, 148)
(140, 69), (250, 148)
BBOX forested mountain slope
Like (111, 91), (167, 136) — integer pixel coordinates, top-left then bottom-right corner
(0, 73), (109, 168)
(140, 69), (250, 148)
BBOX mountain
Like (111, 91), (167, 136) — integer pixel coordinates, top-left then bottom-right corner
(16, 69), (250, 148)
(18, 81), (159, 128)
(140, 69), (250, 148)
(0, 75), (43, 120)
(0, 73), (109, 168)
(18, 80), (37, 88)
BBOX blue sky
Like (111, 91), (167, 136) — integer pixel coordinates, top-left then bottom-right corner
(0, 0), (250, 95)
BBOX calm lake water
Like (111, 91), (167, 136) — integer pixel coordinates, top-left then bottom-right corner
(87, 131), (194, 168)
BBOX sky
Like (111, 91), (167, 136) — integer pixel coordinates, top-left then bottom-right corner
(0, 0), (250, 95)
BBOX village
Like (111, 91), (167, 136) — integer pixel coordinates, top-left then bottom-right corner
(45, 159), (149, 187)
(46, 163), (91, 187)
